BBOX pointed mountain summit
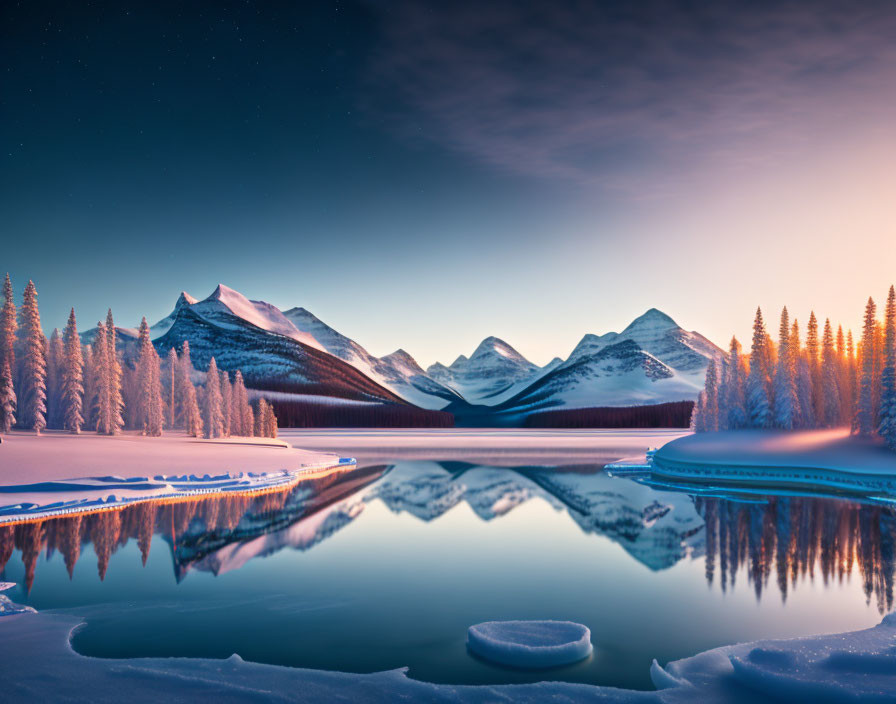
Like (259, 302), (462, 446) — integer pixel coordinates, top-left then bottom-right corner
(427, 336), (541, 404)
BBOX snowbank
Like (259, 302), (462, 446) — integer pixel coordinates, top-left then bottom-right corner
(650, 429), (896, 497)
(467, 620), (593, 668)
(0, 431), (352, 523)
(4, 604), (896, 701)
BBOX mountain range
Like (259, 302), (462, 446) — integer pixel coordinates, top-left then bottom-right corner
(93, 283), (722, 425)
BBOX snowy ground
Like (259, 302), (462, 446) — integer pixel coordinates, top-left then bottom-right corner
(0, 431), (350, 523)
(650, 429), (896, 498)
(279, 428), (688, 465)
(3, 606), (896, 702)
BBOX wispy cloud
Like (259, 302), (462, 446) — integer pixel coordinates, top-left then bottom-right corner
(363, 1), (896, 194)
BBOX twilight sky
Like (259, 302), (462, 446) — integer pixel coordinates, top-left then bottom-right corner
(3, 0), (896, 366)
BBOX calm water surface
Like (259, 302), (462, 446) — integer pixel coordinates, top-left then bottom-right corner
(1, 443), (892, 690)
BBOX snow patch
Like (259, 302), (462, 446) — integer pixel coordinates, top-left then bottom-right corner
(467, 620), (593, 669)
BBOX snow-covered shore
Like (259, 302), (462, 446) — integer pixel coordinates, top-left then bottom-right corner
(0, 431), (351, 523)
(3, 605), (896, 702)
(650, 428), (896, 497)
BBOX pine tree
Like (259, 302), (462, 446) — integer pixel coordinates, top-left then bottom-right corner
(46, 329), (64, 429)
(724, 337), (747, 429)
(105, 310), (124, 434)
(177, 342), (203, 437)
(233, 370), (252, 436)
(167, 348), (178, 429)
(61, 309), (84, 434)
(266, 402), (278, 438)
(219, 370), (232, 437)
(18, 281), (47, 433)
(702, 362), (719, 431)
(135, 318), (163, 436)
(806, 311), (822, 421)
(0, 274), (16, 373)
(856, 297), (877, 436)
(691, 391), (706, 432)
(255, 398), (268, 437)
(879, 285), (896, 449)
(203, 357), (224, 438)
(93, 322), (112, 434)
(746, 308), (772, 428)
(821, 319), (842, 426)
(0, 360), (15, 432)
(773, 307), (799, 430)
(81, 343), (96, 429)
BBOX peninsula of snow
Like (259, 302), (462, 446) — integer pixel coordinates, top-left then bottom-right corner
(0, 431), (352, 523)
(651, 428), (896, 498)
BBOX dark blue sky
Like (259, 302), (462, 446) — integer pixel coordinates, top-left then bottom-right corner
(4, 1), (896, 364)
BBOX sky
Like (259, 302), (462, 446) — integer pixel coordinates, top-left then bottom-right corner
(3, 0), (896, 367)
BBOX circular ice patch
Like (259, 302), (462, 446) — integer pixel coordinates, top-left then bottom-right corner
(467, 620), (593, 669)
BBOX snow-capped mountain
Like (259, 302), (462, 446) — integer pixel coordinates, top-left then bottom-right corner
(282, 307), (461, 410)
(426, 337), (551, 405)
(152, 287), (406, 404)
(488, 310), (724, 417)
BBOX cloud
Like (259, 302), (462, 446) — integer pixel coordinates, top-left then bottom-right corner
(363, 1), (896, 194)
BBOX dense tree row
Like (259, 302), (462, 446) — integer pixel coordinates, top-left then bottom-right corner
(266, 395), (454, 428)
(525, 401), (694, 428)
(0, 275), (277, 439)
(692, 286), (896, 451)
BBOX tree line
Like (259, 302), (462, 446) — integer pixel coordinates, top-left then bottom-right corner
(525, 401), (694, 428)
(692, 285), (896, 451)
(0, 275), (278, 438)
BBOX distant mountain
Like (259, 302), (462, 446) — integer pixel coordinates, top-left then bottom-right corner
(282, 307), (461, 410)
(484, 310), (723, 419)
(426, 336), (552, 405)
(87, 284), (722, 425)
(152, 286), (407, 404)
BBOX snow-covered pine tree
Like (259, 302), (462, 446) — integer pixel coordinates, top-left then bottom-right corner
(856, 297), (877, 436)
(703, 362), (719, 431)
(147, 345), (164, 436)
(93, 322), (112, 434)
(0, 360), (15, 432)
(18, 281), (47, 433)
(135, 318), (163, 436)
(715, 353), (730, 431)
(166, 348), (178, 429)
(46, 328), (64, 429)
(266, 402), (278, 438)
(879, 285), (896, 449)
(806, 311), (822, 422)
(81, 343), (96, 429)
(773, 307), (798, 430)
(821, 319), (842, 427)
(203, 357), (224, 438)
(61, 309), (84, 434)
(691, 391), (706, 432)
(724, 337), (747, 429)
(233, 371), (252, 436)
(0, 274), (16, 373)
(746, 308), (772, 428)
(836, 324), (852, 425)
(219, 370), (232, 437)
(847, 330), (858, 432)
(254, 398), (267, 437)
(177, 341), (203, 437)
(229, 370), (242, 435)
(104, 310), (124, 434)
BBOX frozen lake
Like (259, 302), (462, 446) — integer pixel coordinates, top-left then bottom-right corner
(0, 430), (890, 690)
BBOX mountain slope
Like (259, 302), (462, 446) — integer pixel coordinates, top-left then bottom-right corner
(282, 307), (461, 410)
(426, 337), (545, 404)
(153, 305), (407, 404)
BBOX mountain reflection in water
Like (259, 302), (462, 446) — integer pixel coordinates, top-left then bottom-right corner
(2, 462), (895, 613)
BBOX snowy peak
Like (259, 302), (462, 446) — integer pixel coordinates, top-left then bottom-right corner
(380, 349), (425, 375)
(191, 284), (325, 351)
(469, 336), (531, 365)
(620, 308), (679, 335)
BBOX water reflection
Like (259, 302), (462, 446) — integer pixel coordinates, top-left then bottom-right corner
(698, 495), (896, 613)
(3, 462), (896, 614)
